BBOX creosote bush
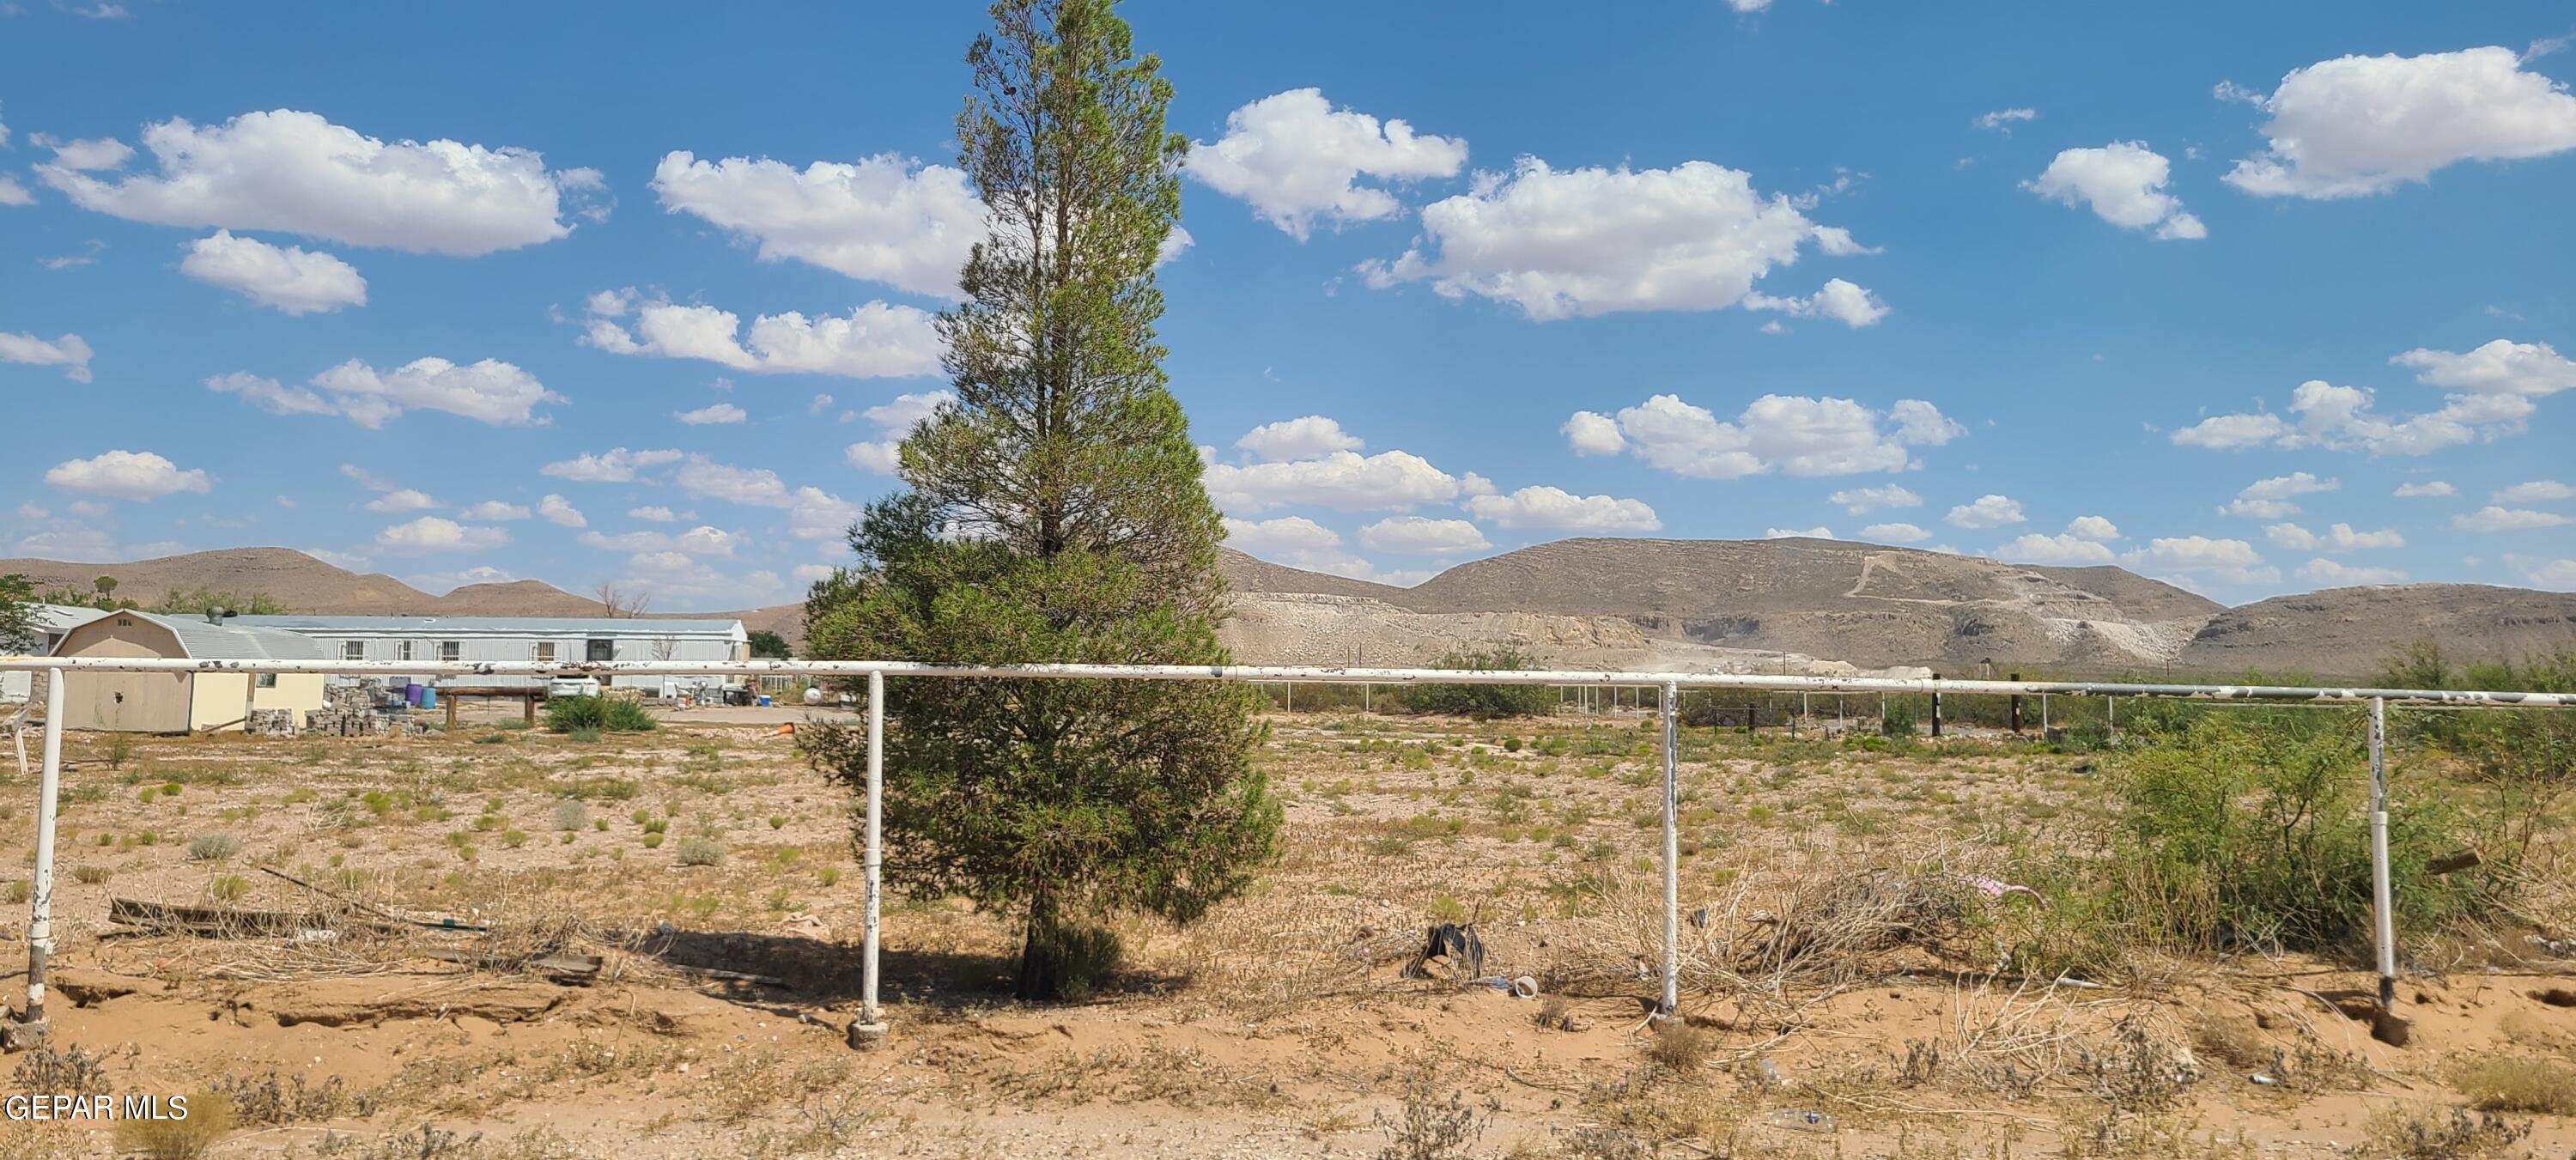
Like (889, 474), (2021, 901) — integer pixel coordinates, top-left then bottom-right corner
(1407, 648), (1556, 720)
(544, 695), (657, 734)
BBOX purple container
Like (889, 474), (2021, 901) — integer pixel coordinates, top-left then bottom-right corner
(404, 682), (424, 707)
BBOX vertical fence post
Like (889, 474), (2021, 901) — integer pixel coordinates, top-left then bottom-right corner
(2107, 695), (2117, 744)
(1659, 679), (1680, 1017)
(2367, 696), (2397, 1008)
(851, 670), (888, 1048)
(17, 670), (66, 1038)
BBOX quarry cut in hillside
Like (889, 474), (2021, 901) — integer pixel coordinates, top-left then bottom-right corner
(1218, 538), (2226, 674)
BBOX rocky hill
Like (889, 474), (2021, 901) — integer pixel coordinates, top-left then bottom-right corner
(1223, 538), (2223, 674)
(2180, 583), (2576, 677)
(11, 544), (2573, 677)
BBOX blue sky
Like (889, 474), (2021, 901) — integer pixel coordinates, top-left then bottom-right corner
(3, 1), (2573, 609)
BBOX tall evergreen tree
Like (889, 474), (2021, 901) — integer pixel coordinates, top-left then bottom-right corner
(803, 0), (1278, 1000)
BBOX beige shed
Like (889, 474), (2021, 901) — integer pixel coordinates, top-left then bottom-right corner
(49, 611), (329, 733)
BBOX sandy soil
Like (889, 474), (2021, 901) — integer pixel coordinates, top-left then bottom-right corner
(1, 713), (2571, 1158)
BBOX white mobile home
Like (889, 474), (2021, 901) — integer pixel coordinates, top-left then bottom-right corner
(232, 616), (751, 696)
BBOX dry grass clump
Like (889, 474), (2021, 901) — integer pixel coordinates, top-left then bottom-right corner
(1371, 1061), (1485, 1160)
(2451, 1053), (2576, 1114)
(112, 1091), (234, 1160)
(1642, 1020), (1717, 1073)
(2360, 1106), (2528, 1160)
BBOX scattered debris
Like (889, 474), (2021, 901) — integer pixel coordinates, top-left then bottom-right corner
(2425, 849), (2483, 876)
(1402, 923), (1485, 984)
(109, 897), (345, 938)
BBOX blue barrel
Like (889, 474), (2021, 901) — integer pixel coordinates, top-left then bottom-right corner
(419, 687), (437, 710)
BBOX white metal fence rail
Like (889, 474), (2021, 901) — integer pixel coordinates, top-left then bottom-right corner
(3, 655), (2572, 1042)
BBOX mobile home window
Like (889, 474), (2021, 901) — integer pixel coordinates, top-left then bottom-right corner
(339, 641), (364, 661)
(533, 641), (556, 664)
(439, 641), (462, 663)
(398, 640), (417, 663)
(256, 674), (278, 689)
(586, 638), (614, 663)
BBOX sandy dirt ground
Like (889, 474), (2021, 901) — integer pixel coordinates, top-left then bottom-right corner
(0, 710), (2571, 1158)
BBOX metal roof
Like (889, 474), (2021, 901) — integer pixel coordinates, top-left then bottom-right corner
(232, 615), (747, 636)
(107, 611), (331, 660)
(30, 604), (113, 634)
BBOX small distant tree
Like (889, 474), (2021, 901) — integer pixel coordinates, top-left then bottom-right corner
(802, 0), (1278, 1000)
(745, 629), (791, 659)
(1406, 648), (1557, 720)
(92, 575), (118, 600)
(1, 574), (40, 654)
(593, 582), (649, 618)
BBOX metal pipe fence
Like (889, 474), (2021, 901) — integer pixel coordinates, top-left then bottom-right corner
(3, 654), (2571, 1042)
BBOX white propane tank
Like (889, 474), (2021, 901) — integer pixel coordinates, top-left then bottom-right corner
(803, 686), (824, 706)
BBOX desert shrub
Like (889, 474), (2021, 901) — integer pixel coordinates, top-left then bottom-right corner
(600, 698), (659, 732)
(2453, 1054), (2576, 1114)
(112, 1091), (233, 1160)
(551, 801), (589, 831)
(72, 865), (111, 885)
(2106, 714), (2499, 954)
(674, 836), (724, 866)
(2362, 1106), (2527, 1159)
(186, 832), (241, 862)
(209, 1070), (357, 1127)
(1643, 1020), (1717, 1072)
(1880, 699), (1917, 738)
(544, 695), (605, 732)
(1406, 648), (1556, 720)
(12, 1042), (110, 1091)
(1373, 1063), (1485, 1160)
(1026, 919), (1122, 1002)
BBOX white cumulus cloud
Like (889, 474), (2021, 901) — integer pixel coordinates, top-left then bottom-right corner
(1236, 416), (1364, 462)
(2452, 506), (2571, 532)
(650, 150), (982, 298)
(207, 358), (562, 428)
(0, 331), (94, 382)
(537, 495), (586, 528)
(676, 403), (747, 426)
(1358, 156), (1878, 321)
(2122, 536), (2279, 587)
(1576, 394), (1960, 479)
(43, 450), (213, 501)
(1859, 522), (1930, 544)
(362, 489), (440, 513)
(1222, 516), (1343, 556)
(2263, 522), (2404, 552)
(374, 516), (509, 555)
(540, 447), (684, 483)
(179, 230), (366, 313)
(1943, 494), (2026, 529)
(2026, 141), (2205, 240)
(2297, 558), (2409, 586)
(40, 109), (593, 255)
(1358, 516), (1492, 555)
(2393, 480), (2456, 497)
(1463, 486), (1661, 531)
(2494, 480), (2573, 503)
(1188, 88), (1467, 240)
(1206, 449), (1481, 513)
(1831, 484), (1923, 514)
(582, 289), (942, 380)
(2221, 47), (2576, 198)
(2220, 472), (2338, 519)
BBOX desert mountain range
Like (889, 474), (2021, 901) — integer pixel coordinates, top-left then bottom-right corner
(7, 541), (2573, 679)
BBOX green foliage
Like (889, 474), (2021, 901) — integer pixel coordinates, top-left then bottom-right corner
(1026, 918), (1122, 1001)
(544, 695), (657, 733)
(148, 586), (289, 616)
(745, 629), (792, 659)
(2105, 714), (2499, 955)
(801, 0), (1275, 1002)
(1407, 648), (1557, 720)
(1880, 698), (1917, 738)
(0, 573), (41, 653)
